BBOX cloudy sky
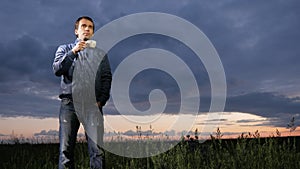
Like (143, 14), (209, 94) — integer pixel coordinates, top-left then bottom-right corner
(0, 0), (300, 136)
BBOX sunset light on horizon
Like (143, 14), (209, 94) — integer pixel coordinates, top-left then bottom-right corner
(1, 112), (299, 141)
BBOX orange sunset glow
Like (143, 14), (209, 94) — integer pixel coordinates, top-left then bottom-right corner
(1, 112), (299, 140)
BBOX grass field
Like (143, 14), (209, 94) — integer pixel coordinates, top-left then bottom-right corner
(1, 134), (300, 169)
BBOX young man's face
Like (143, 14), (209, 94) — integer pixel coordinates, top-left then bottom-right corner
(75, 18), (94, 40)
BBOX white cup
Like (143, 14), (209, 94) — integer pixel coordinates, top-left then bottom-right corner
(86, 40), (96, 48)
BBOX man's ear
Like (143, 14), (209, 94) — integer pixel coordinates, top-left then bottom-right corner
(75, 29), (78, 36)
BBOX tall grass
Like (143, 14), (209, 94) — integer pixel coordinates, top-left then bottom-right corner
(1, 133), (300, 169)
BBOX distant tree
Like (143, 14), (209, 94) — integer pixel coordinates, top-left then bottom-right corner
(287, 117), (297, 134)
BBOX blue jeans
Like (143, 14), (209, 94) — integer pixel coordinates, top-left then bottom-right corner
(58, 98), (104, 169)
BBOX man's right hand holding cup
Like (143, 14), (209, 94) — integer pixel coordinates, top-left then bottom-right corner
(72, 40), (86, 54)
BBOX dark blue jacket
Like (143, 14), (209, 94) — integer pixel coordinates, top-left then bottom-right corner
(53, 39), (112, 105)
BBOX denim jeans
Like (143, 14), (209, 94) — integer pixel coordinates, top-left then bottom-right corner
(58, 98), (104, 169)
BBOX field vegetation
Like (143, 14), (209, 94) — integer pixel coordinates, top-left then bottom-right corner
(1, 128), (300, 169)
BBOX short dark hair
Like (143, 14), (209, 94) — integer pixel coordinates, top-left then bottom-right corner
(74, 16), (95, 32)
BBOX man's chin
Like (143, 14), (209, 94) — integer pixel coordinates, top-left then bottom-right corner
(84, 34), (93, 38)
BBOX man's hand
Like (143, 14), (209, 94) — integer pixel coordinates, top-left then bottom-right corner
(72, 40), (86, 54)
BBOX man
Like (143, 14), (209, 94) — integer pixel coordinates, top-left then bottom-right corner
(53, 16), (112, 169)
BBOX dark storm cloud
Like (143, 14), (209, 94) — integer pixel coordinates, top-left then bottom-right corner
(0, 33), (60, 117)
(226, 92), (300, 127)
(0, 0), (299, 129)
(106, 33), (211, 114)
(226, 92), (300, 116)
(0, 35), (57, 83)
(215, 1), (300, 95)
(172, 0), (300, 96)
(0, 84), (60, 118)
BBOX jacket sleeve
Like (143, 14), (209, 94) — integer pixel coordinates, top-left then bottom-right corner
(95, 54), (112, 106)
(53, 45), (78, 76)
